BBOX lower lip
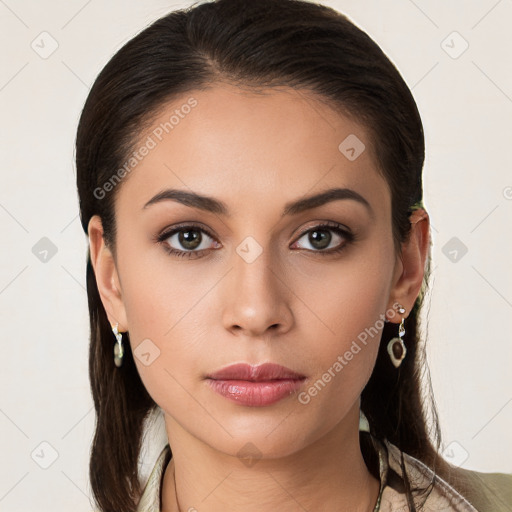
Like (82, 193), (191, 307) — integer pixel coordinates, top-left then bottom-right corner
(206, 378), (305, 406)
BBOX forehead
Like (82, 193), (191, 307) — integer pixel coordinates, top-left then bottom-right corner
(115, 84), (390, 219)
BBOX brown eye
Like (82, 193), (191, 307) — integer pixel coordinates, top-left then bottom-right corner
(306, 228), (332, 250)
(157, 224), (220, 259)
(176, 229), (203, 250)
(292, 222), (354, 255)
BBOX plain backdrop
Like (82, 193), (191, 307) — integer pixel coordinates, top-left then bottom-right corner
(1, 0), (511, 510)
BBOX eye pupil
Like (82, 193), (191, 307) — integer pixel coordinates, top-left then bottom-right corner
(309, 229), (331, 249)
(179, 229), (201, 249)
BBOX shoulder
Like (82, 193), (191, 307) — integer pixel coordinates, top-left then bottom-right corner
(381, 438), (512, 512)
(453, 466), (512, 512)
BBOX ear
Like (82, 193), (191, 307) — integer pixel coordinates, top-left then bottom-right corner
(88, 215), (128, 331)
(386, 208), (430, 321)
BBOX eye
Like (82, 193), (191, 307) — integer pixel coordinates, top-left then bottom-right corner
(291, 222), (354, 255)
(155, 221), (355, 259)
(155, 224), (221, 259)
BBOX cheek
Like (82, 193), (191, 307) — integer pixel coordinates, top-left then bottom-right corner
(117, 233), (196, 339)
(295, 236), (393, 334)
(292, 241), (394, 395)
(116, 244), (221, 406)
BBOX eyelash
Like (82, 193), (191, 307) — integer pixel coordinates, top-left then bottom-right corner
(154, 221), (356, 260)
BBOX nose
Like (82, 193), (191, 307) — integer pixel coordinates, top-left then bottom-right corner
(221, 242), (294, 338)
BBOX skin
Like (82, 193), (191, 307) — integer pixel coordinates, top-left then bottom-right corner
(89, 84), (430, 512)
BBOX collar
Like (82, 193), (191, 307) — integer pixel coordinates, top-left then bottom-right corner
(135, 436), (478, 512)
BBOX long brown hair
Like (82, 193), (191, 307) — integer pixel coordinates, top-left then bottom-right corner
(75, 1), (473, 510)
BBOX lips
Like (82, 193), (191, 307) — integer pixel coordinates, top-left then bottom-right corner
(205, 363), (307, 406)
(206, 362), (306, 381)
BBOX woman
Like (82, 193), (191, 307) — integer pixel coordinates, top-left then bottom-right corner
(76, 0), (512, 510)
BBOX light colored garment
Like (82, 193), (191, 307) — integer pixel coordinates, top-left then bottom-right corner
(135, 438), (512, 512)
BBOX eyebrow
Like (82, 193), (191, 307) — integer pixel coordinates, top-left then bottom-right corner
(142, 187), (374, 219)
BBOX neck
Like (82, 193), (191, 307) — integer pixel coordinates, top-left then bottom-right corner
(161, 407), (380, 512)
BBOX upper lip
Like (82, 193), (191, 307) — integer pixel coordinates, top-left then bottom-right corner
(206, 363), (306, 381)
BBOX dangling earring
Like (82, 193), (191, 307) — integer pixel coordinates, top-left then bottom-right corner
(387, 305), (406, 368)
(112, 323), (124, 367)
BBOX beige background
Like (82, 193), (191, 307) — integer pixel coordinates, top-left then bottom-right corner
(1, 0), (511, 510)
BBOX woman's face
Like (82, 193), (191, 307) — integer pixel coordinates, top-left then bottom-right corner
(94, 84), (405, 458)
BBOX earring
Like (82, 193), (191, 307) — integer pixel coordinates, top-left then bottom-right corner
(387, 305), (406, 368)
(112, 323), (124, 367)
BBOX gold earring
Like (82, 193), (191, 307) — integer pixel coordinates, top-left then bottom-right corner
(387, 306), (406, 368)
(112, 323), (124, 367)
